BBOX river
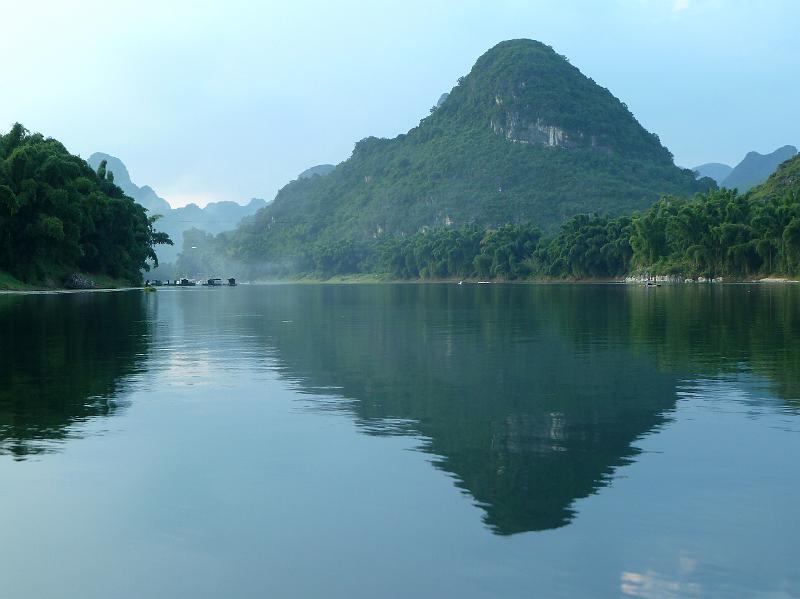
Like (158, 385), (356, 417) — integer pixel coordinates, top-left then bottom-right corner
(0, 283), (797, 598)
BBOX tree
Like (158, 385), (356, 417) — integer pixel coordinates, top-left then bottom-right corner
(0, 124), (172, 284)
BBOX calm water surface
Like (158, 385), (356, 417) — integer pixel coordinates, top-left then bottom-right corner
(0, 284), (798, 598)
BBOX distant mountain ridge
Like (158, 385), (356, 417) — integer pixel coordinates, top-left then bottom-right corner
(227, 39), (711, 266)
(721, 145), (798, 193)
(87, 152), (267, 264)
(692, 162), (732, 185)
(88, 152), (172, 214)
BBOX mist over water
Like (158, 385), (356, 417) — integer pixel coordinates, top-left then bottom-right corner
(0, 284), (798, 598)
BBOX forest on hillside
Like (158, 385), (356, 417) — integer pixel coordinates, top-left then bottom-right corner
(177, 155), (800, 282)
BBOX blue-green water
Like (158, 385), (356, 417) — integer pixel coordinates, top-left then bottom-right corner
(0, 284), (798, 598)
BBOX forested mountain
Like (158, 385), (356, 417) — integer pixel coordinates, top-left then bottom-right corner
(0, 124), (170, 286)
(224, 39), (712, 266)
(179, 151), (800, 282)
(750, 153), (800, 202)
(721, 145), (798, 193)
(87, 153), (267, 264)
(692, 162), (732, 185)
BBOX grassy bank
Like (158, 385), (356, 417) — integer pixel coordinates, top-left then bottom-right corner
(0, 271), (38, 291)
(0, 270), (137, 292)
(89, 273), (137, 289)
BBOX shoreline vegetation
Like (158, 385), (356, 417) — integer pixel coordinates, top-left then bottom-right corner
(2, 267), (797, 292)
(0, 269), (139, 292)
(3, 279), (798, 294)
(177, 179), (800, 285)
(4, 266), (799, 292)
(274, 275), (800, 285)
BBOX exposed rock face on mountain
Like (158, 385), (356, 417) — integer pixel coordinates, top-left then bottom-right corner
(87, 152), (267, 264)
(693, 162), (733, 185)
(721, 145), (798, 193)
(456, 40), (675, 159)
(228, 39), (712, 262)
(298, 164), (335, 179)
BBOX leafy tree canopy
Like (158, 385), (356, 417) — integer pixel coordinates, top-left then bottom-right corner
(0, 124), (171, 285)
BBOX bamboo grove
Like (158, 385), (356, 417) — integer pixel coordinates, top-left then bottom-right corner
(0, 124), (171, 284)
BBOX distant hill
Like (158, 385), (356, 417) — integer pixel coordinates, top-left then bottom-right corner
(693, 162), (732, 185)
(228, 39), (712, 266)
(155, 198), (268, 264)
(88, 152), (266, 264)
(721, 145), (798, 193)
(88, 152), (172, 214)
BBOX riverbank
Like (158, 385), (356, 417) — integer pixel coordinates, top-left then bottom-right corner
(624, 274), (799, 284)
(0, 271), (36, 291)
(7, 269), (794, 291)
(248, 273), (799, 285)
(249, 274), (625, 285)
(0, 270), (138, 292)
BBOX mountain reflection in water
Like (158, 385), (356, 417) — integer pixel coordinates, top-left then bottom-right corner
(175, 284), (680, 534)
(2, 283), (799, 541)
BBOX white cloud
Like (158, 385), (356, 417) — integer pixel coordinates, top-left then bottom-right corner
(673, 0), (690, 11)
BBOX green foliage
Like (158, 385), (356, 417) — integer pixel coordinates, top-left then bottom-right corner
(749, 153), (800, 203)
(223, 40), (710, 266)
(534, 185), (800, 279)
(374, 175), (800, 281)
(183, 175), (800, 282)
(0, 270), (32, 290)
(532, 214), (633, 278)
(375, 224), (541, 280)
(0, 124), (172, 284)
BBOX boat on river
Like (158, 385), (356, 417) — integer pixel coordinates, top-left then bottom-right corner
(162, 277), (237, 287)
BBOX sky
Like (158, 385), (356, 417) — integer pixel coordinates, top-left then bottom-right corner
(1, 0), (798, 207)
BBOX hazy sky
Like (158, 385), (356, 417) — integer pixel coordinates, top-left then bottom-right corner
(2, 0), (798, 207)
